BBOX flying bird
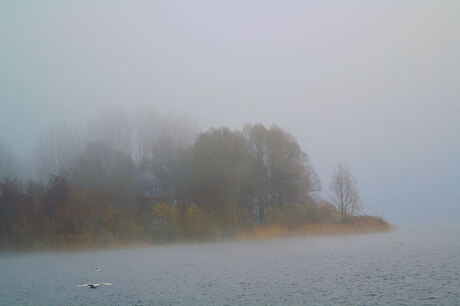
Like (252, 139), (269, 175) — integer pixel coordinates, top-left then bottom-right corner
(78, 283), (112, 289)
(95, 268), (101, 272)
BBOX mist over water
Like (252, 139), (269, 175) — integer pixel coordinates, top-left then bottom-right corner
(1, 2), (459, 304)
(1, 230), (459, 305)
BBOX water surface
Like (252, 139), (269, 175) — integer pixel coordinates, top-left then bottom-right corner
(1, 230), (459, 305)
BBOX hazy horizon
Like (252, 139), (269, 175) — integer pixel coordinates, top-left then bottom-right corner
(1, 1), (459, 228)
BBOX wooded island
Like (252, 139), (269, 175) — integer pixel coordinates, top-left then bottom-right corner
(0, 111), (390, 250)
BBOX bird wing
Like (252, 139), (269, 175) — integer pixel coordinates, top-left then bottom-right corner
(100, 283), (112, 286)
(77, 284), (90, 287)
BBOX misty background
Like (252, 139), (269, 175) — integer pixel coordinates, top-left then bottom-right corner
(1, 1), (459, 227)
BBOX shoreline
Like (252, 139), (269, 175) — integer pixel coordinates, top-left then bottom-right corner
(0, 218), (393, 254)
(235, 222), (394, 241)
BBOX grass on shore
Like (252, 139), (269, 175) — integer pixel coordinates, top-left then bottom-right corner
(1, 215), (392, 253)
(236, 216), (393, 240)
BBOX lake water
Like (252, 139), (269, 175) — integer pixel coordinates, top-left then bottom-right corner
(1, 229), (459, 305)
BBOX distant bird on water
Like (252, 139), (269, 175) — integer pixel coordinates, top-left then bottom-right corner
(95, 268), (101, 272)
(78, 283), (112, 289)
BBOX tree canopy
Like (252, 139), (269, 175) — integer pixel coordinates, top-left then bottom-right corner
(0, 111), (386, 250)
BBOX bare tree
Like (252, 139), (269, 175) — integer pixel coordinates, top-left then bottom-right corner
(0, 142), (20, 181)
(33, 124), (82, 180)
(328, 163), (361, 217)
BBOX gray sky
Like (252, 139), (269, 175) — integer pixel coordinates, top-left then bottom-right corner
(1, 1), (459, 227)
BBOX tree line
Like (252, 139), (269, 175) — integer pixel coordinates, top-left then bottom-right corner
(0, 110), (388, 249)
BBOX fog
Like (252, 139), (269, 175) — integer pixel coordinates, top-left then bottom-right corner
(1, 1), (459, 227)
